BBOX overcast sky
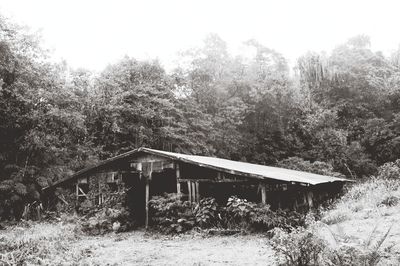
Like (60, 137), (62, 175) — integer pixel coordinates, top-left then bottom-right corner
(1, 0), (400, 71)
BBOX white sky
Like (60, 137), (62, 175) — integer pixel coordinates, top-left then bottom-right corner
(1, 0), (400, 71)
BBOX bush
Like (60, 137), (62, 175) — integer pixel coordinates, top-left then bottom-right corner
(80, 207), (134, 235)
(149, 193), (195, 233)
(377, 159), (400, 179)
(271, 227), (327, 265)
(270, 224), (391, 266)
(148, 194), (306, 234)
(193, 197), (220, 228)
(320, 177), (400, 224)
(223, 196), (305, 231)
(379, 195), (399, 207)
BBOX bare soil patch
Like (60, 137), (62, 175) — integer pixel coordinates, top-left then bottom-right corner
(0, 222), (276, 265)
(76, 231), (276, 265)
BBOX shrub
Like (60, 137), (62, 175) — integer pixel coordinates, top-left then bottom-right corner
(80, 207), (134, 235)
(321, 209), (350, 225)
(270, 224), (391, 266)
(379, 195), (399, 207)
(149, 193), (195, 233)
(377, 159), (400, 179)
(326, 223), (393, 266)
(270, 227), (327, 265)
(223, 196), (305, 231)
(193, 197), (220, 228)
(223, 197), (257, 229)
(320, 177), (400, 223)
(148, 194), (306, 234)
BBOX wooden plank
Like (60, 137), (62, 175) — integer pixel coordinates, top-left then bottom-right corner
(307, 191), (313, 208)
(176, 163), (181, 195)
(176, 163), (180, 178)
(78, 187), (88, 198)
(191, 182), (196, 203)
(187, 181), (192, 203)
(195, 182), (200, 203)
(178, 178), (251, 183)
(145, 178), (150, 229)
(261, 184), (267, 204)
(57, 195), (69, 205)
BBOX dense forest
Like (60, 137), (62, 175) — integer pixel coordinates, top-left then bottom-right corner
(2, 15), (400, 219)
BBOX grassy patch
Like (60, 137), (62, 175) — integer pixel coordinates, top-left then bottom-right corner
(321, 178), (400, 223)
(0, 221), (86, 265)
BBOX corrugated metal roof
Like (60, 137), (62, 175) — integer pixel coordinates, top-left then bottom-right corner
(142, 148), (349, 185)
(45, 147), (350, 190)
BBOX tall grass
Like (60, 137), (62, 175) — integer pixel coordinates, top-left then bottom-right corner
(0, 221), (85, 265)
(321, 178), (400, 225)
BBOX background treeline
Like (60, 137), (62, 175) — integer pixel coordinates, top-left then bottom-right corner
(2, 15), (400, 219)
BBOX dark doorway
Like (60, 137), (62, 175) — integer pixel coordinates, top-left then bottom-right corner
(150, 168), (177, 196)
(123, 172), (146, 225)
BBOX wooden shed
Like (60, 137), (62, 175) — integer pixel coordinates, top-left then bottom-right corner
(43, 147), (349, 226)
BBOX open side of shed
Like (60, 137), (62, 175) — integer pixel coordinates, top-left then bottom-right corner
(42, 147), (350, 227)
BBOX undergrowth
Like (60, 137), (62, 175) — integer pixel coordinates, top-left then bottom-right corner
(0, 221), (85, 265)
(149, 194), (306, 234)
(270, 222), (394, 266)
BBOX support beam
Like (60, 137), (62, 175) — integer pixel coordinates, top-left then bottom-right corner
(187, 181), (192, 203)
(176, 163), (181, 195)
(78, 187), (88, 199)
(261, 184), (267, 204)
(178, 178), (251, 184)
(195, 182), (200, 203)
(191, 182), (196, 203)
(307, 191), (313, 208)
(145, 177), (150, 229)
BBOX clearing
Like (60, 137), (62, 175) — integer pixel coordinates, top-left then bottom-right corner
(0, 223), (276, 265)
(2, 178), (400, 265)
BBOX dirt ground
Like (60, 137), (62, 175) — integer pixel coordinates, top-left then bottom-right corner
(74, 231), (276, 265)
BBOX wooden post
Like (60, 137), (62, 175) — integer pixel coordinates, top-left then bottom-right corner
(37, 204), (42, 221)
(191, 182), (196, 203)
(195, 182), (200, 203)
(145, 177), (150, 229)
(307, 191), (313, 208)
(75, 183), (79, 201)
(261, 184), (267, 204)
(176, 163), (181, 195)
(187, 181), (192, 203)
(293, 198), (298, 210)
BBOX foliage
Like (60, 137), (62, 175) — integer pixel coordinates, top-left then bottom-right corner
(277, 157), (344, 177)
(149, 193), (195, 233)
(380, 195), (399, 207)
(80, 207), (134, 235)
(321, 178), (400, 225)
(0, 221), (84, 265)
(271, 227), (326, 265)
(3, 12), (400, 220)
(149, 194), (305, 234)
(223, 196), (305, 231)
(270, 224), (391, 266)
(377, 159), (400, 179)
(193, 197), (220, 228)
